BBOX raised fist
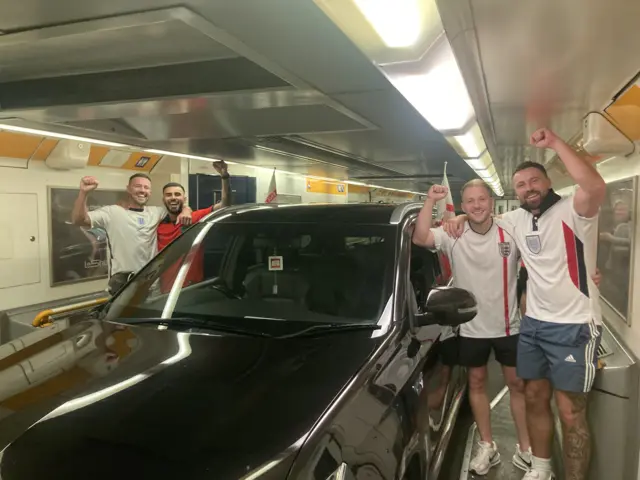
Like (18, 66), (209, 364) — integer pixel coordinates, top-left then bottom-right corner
(530, 128), (559, 150)
(80, 176), (99, 192)
(428, 184), (448, 202)
(212, 160), (228, 176)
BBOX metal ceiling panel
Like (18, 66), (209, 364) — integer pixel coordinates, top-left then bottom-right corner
(0, 58), (290, 109)
(121, 105), (370, 141)
(0, 0), (477, 197)
(439, 0), (640, 195)
(5, 90), (326, 124)
(0, 8), (238, 82)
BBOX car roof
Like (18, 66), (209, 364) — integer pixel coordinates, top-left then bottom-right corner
(203, 202), (423, 225)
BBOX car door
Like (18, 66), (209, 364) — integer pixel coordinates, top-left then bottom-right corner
(407, 220), (466, 480)
(289, 219), (434, 480)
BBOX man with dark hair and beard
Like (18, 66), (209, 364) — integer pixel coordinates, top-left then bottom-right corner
(445, 127), (606, 480)
(72, 172), (193, 295)
(157, 160), (231, 292)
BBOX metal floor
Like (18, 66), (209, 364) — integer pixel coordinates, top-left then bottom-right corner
(439, 358), (563, 480)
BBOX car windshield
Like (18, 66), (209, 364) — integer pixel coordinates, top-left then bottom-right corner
(103, 219), (396, 330)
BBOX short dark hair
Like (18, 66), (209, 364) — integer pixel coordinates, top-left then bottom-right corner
(513, 161), (548, 178)
(461, 179), (492, 198)
(162, 182), (185, 193)
(129, 172), (151, 184)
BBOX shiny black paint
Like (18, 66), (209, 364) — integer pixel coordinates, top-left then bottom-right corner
(0, 204), (467, 480)
(214, 203), (398, 225)
(0, 322), (380, 479)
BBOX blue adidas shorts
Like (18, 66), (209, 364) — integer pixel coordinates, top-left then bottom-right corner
(517, 316), (602, 393)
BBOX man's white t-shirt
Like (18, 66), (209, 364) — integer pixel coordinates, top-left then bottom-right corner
(431, 221), (521, 339)
(498, 194), (601, 325)
(88, 205), (167, 276)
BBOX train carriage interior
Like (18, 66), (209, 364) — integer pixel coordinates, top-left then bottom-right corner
(0, 0), (639, 479)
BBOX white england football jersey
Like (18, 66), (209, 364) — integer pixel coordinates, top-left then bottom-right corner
(498, 193), (601, 325)
(431, 221), (521, 339)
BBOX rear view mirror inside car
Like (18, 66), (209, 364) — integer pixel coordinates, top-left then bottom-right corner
(415, 286), (478, 327)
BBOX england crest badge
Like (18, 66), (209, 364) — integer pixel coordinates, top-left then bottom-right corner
(498, 242), (512, 257)
(526, 234), (542, 254)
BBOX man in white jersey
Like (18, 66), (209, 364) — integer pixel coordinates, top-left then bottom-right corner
(446, 128), (606, 480)
(413, 179), (531, 475)
(71, 173), (192, 295)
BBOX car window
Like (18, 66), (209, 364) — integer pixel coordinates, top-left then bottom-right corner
(410, 244), (439, 313)
(104, 221), (396, 330)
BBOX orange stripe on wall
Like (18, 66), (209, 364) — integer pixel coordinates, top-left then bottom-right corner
(122, 152), (162, 171)
(605, 83), (640, 141)
(0, 131), (42, 159)
(87, 145), (109, 166)
(349, 184), (370, 194)
(31, 138), (60, 161)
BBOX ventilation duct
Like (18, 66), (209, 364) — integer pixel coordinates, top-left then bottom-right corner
(45, 139), (90, 170)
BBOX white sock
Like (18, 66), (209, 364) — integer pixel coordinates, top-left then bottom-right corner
(531, 455), (552, 472)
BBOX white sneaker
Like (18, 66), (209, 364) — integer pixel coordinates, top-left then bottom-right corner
(522, 469), (556, 479)
(470, 441), (500, 475)
(512, 444), (532, 471)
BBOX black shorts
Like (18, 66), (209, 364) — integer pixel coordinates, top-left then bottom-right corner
(458, 335), (519, 368)
(438, 336), (460, 367)
(517, 267), (528, 305)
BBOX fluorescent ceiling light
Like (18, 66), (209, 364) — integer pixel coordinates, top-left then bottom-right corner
(0, 123), (419, 197)
(477, 164), (497, 179)
(465, 158), (490, 170)
(354, 0), (422, 48)
(385, 38), (474, 132)
(146, 148), (236, 165)
(0, 123), (127, 148)
(454, 123), (486, 158)
(486, 173), (499, 184)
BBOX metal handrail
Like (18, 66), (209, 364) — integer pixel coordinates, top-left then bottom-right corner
(32, 297), (109, 328)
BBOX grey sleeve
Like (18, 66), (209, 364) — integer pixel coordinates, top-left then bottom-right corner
(87, 206), (113, 230)
(148, 206), (169, 227)
(430, 227), (453, 255)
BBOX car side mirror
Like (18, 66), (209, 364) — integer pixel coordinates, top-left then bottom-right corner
(414, 286), (477, 327)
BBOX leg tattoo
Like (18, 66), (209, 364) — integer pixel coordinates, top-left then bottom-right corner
(562, 392), (590, 480)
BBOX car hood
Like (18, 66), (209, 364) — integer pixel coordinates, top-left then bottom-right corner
(0, 319), (379, 479)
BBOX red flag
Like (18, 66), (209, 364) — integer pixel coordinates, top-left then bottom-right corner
(436, 162), (455, 220)
(265, 169), (277, 203)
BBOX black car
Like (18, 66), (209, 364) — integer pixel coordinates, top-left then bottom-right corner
(0, 203), (476, 480)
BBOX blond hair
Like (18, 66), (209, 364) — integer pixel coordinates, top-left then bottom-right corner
(460, 179), (492, 199)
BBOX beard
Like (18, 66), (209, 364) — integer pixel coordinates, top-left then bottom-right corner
(165, 200), (183, 214)
(520, 189), (545, 209)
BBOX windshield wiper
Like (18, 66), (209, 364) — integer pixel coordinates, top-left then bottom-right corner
(276, 323), (381, 339)
(114, 317), (274, 338)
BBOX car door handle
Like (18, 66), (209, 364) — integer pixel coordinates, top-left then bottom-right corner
(327, 463), (354, 480)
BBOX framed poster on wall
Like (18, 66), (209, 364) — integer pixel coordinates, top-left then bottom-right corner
(596, 176), (637, 323)
(48, 187), (127, 287)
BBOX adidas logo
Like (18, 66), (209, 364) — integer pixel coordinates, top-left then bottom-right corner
(565, 354), (576, 363)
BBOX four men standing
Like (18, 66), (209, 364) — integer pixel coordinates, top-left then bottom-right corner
(71, 127), (606, 479)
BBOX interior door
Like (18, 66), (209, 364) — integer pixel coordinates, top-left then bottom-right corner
(0, 193), (40, 289)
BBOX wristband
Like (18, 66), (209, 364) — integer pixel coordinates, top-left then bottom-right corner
(221, 175), (230, 180)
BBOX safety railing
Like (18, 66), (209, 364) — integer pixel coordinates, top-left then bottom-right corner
(32, 297), (109, 328)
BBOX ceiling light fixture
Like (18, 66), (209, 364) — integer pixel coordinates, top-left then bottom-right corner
(146, 148), (237, 165)
(453, 123), (486, 159)
(0, 123), (421, 197)
(354, 0), (422, 48)
(384, 37), (474, 132)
